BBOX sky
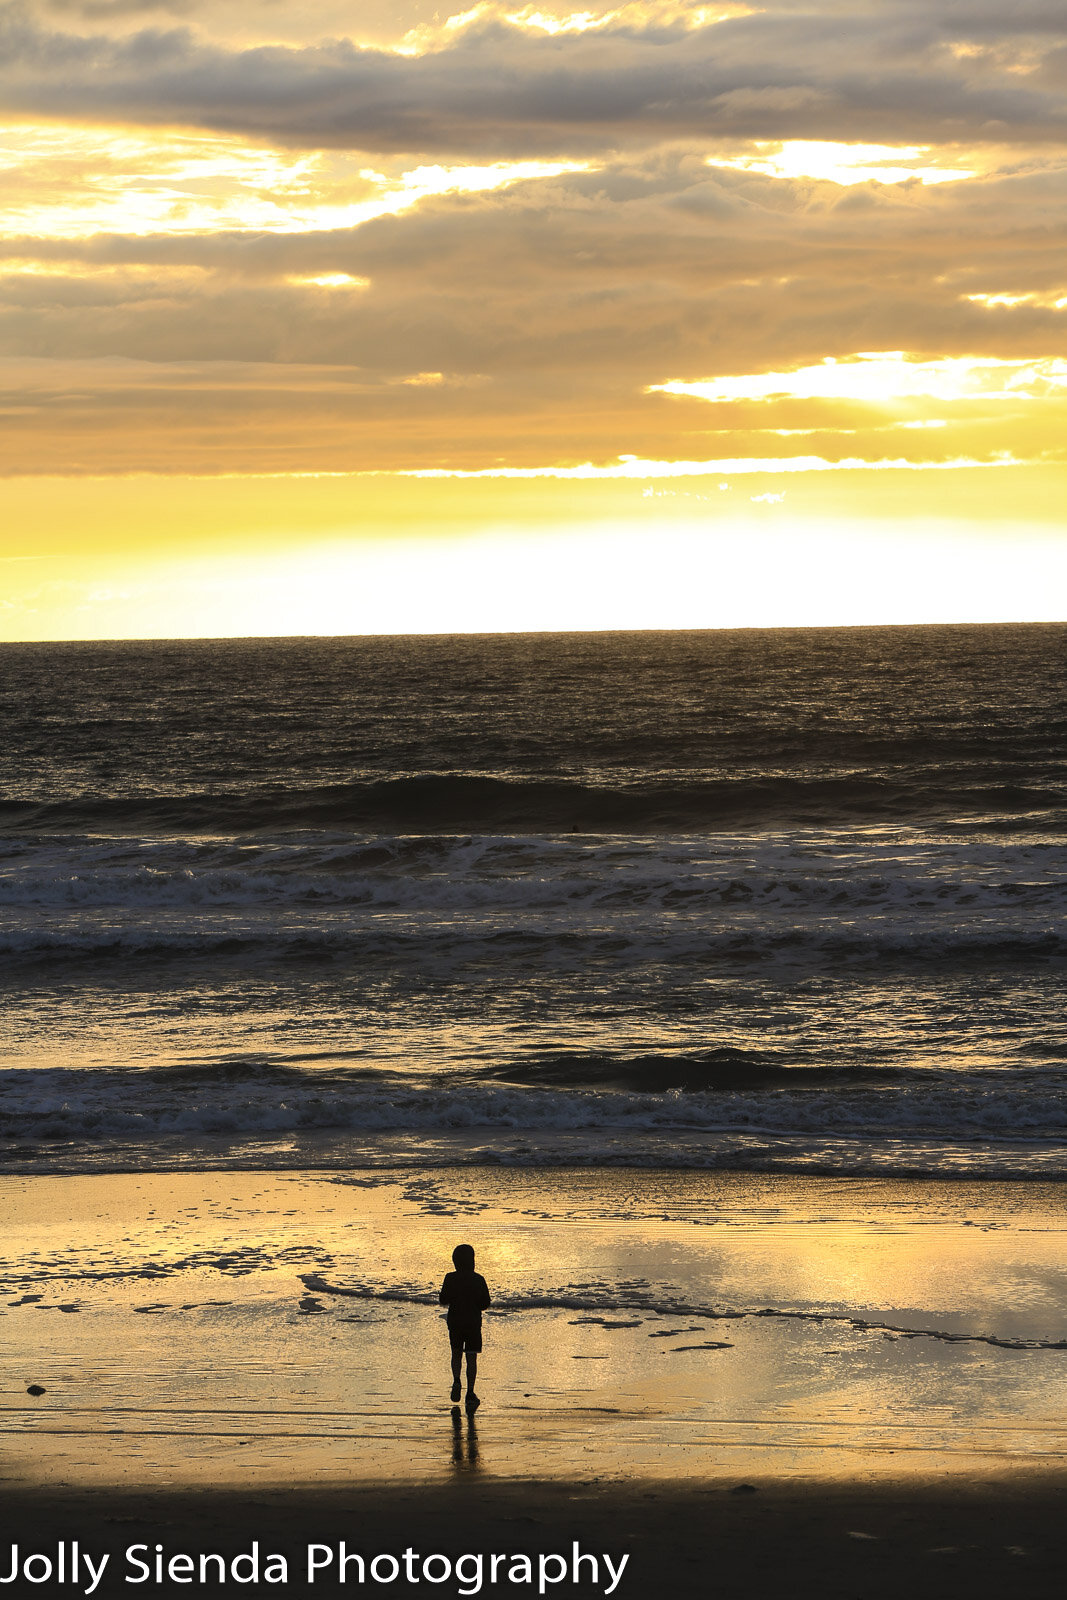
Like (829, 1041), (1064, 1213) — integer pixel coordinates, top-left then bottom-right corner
(0, 0), (1065, 637)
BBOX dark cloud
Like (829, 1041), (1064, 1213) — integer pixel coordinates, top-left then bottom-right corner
(922, 0), (1067, 36)
(45, 0), (194, 18)
(0, 1), (1065, 154)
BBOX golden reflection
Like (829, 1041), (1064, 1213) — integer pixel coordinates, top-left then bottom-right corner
(3, 1171), (1066, 1488)
(450, 1406), (482, 1472)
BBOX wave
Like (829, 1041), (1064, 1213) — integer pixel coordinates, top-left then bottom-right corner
(0, 833), (1065, 974)
(298, 1277), (1067, 1351)
(0, 926), (1063, 971)
(1, 832), (1064, 913)
(490, 1050), (889, 1091)
(2, 1067), (1064, 1147)
(0, 771), (1064, 836)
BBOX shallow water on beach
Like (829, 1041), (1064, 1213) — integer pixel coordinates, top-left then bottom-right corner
(3, 1171), (1066, 1487)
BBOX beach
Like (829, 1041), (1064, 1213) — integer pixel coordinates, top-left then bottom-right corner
(3, 1167), (1065, 1594)
(2, 0), (1067, 1556)
(1, 627), (1066, 1594)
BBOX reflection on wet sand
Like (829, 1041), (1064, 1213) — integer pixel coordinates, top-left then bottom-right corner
(451, 1407), (481, 1473)
(1, 1168), (1065, 1493)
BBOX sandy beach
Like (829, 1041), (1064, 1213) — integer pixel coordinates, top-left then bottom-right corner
(2, 1168), (1065, 1595)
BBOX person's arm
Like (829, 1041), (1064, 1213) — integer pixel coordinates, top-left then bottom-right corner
(478, 1275), (491, 1310)
(439, 1274), (453, 1307)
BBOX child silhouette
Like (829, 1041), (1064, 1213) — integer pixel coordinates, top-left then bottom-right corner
(439, 1244), (491, 1411)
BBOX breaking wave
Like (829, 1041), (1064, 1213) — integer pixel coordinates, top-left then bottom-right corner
(2, 1063), (1065, 1153)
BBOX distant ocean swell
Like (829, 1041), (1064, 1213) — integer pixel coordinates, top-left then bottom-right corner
(0, 769), (1063, 834)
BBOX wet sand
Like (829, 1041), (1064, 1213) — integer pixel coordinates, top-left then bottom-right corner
(2, 1169), (1066, 1594)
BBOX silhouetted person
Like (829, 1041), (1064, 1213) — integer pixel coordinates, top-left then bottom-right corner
(439, 1243), (491, 1412)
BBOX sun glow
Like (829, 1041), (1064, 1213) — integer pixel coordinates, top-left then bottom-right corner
(707, 141), (978, 186)
(4, 517), (1064, 642)
(650, 354), (1067, 406)
(501, 2), (751, 30)
(0, 0), (1065, 639)
(0, 126), (590, 241)
(965, 291), (1067, 311)
(285, 273), (370, 289)
(403, 452), (1024, 479)
(398, 0), (752, 48)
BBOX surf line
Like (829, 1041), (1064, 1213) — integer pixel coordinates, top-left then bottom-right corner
(300, 1276), (1067, 1352)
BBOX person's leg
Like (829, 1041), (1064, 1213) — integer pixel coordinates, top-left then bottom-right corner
(450, 1345), (463, 1402)
(465, 1351), (478, 1393)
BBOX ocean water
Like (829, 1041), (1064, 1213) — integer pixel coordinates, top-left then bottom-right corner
(1, 623), (1065, 1177)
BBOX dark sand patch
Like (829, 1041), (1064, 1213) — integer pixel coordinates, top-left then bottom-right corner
(1, 1475), (1065, 1598)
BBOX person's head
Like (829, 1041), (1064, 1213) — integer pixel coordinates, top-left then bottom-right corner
(452, 1243), (476, 1271)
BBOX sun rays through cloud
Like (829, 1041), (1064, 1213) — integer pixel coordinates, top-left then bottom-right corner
(0, 0), (1064, 633)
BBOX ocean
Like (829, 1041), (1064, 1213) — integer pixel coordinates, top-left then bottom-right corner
(1, 622), (1065, 1179)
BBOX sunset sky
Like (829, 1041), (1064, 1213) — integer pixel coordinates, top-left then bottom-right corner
(1, 0), (1066, 637)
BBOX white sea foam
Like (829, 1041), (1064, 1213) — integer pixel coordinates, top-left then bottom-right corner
(0, 832), (1064, 916)
(3, 1067), (1064, 1151)
(2, 631), (1065, 1182)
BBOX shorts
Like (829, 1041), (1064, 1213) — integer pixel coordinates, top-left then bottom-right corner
(448, 1321), (483, 1354)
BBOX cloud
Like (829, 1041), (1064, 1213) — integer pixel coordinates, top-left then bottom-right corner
(651, 352), (1067, 403)
(1, 3), (1066, 479)
(1, 0), (1067, 155)
(5, 146), (1067, 367)
(0, 121), (590, 238)
(0, 126), (1066, 478)
(45, 0), (194, 17)
(400, 450), (1033, 477)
